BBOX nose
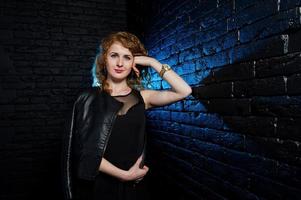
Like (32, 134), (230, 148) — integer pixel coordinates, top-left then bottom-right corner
(117, 58), (123, 67)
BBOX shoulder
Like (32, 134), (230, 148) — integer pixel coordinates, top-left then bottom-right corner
(139, 88), (156, 98)
(138, 89), (156, 110)
(74, 87), (102, 105)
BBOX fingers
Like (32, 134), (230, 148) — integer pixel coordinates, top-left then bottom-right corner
(133, 67), (140, 77)
(135, 166), (149, 183)
(132, 62), (140, 77)
(135, 155), (143, 165)
(133, 55), (151, 67)
(143, 165), (149, 171)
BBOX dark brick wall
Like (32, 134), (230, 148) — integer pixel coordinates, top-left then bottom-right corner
(1, 0), (301, 199)
(144, 0), (301, 199)
(0, 0), (130, 199)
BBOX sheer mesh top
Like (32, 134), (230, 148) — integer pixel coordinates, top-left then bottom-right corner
(103, 89), (146, 170)
(113, 89), (141, 116)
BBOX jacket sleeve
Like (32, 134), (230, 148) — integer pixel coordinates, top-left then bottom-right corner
(61, 99), (78, 200)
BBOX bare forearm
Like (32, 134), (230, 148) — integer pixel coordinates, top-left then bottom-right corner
(99, 156), (149, 182)
(98, 158), (128, 181)
(150, 60), (192, 96)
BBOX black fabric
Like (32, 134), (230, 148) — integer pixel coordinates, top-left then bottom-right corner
(104, 89), (145, 170)
(93, 172), (150, 200)
(94, 88), (149, 200)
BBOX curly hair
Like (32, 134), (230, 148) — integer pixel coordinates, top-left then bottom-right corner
(94, 31), (150, 93)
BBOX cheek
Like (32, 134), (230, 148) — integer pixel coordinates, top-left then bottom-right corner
(125, 59), (134, 67)
(106, 58), (116, 69)
(106, 57), (114, 64)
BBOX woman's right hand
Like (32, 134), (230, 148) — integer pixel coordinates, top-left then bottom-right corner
(122, 155), (149, 182)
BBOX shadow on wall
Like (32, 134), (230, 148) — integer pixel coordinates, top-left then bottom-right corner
(145, 28), (301, 199)
(192, 50), (301, 162)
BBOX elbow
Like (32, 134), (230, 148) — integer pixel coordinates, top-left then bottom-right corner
(182, 86), (192, 98)
(187, 86), (192, 96)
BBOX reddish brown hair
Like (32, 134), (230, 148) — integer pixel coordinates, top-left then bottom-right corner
(95, 31), (148, 93)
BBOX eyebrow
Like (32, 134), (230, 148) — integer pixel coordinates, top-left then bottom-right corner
(110, 52), (132, 57)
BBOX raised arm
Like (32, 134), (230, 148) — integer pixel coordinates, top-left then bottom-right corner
(133, 56), (192, 109)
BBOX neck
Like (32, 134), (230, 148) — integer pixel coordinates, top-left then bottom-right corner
(106, 77), (130, 93)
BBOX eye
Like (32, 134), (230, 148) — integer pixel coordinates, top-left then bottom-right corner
(111, 54), (117, 58)
(124, 56), (131, 60)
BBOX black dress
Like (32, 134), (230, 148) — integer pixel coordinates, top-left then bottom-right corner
(92, 88), (149, 200)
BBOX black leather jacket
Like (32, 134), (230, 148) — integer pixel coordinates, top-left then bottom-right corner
(61, 87), (146, 200)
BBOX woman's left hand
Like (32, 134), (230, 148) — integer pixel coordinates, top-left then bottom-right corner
(132, 56), (159, 77)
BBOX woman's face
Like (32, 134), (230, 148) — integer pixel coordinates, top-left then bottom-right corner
(105, 42), (134, 82)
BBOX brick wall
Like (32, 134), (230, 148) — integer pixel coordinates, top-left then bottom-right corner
(144, 0), (301, 199)
(0, 0), (129, 199)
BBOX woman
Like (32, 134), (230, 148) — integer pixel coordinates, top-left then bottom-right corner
(62, 31), (192, 200)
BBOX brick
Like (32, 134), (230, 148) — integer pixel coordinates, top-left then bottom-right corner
(277, 117), (301, 141)
(198, 20), (229, 43)
(160, 54), (178, 67)
(235, 0), (278, 28)
(240, 8), (300, 44)
(276, 163), (301, 189)
(146, 110), (171, 121)
(202, 31), (237, 56)
(153, 46), (170, 60)
(188, 126), (245, 151)
(160, 33), (177, 49)
(288, 28), (301, 53)
(213, 61), (254, 82)
(182, 70), (211, 86)
(224, 149), (280, 180)
(175, 60), (196, 75)
(183, 99), (208, 112)
(230, 35), (285, 64)
(234, 76), (286, 97)
(169, 143), (195, 161)
(199, 3), (232, 30)
(191, 139), (226, 161)
(251, 96), (301, 117)
(205, 158), (250, 188)
(279, 0), (301, 11)
(287, 73), (301, 94)
(163, 100), (184, 111)
(151, 130), (191, 149)
(222, 116), (275, 137)
(189, 1), (216, 23)
(179, 48), (200, 63)
(196, 69), (214, 84)
(160, 161), (215, 199)
(197, 50), (231, 70)
(0, 127), (15, 145)
(193, 165), (259, 200)
(0, 90), (16, 103)
(175, 33), (196, 51)
(192, 82), (233, 99)
(170, 111), (224, 129)
(249, 173), (301, 199)
(204, 98), (251, 116)
(245, 135), (301, 166)
(235, 0), (257, 12)
(255, 52), (301, 78)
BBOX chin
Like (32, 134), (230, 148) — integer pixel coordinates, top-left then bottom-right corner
(109, 74), (129, 82)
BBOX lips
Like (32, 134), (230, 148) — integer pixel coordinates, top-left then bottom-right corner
(114, 69), (124, 73)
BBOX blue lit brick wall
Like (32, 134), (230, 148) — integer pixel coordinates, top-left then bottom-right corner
(144, 0), (301, 199)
